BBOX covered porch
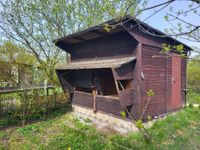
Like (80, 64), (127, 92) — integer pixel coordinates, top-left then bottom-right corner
(56, 56), (137, 117)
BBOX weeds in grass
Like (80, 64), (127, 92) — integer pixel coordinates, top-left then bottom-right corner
(0, 106), (199, 150)
(187, 90), (200, 104)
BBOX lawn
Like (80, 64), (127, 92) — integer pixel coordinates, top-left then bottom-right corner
(187, 90), (200, 104)
(0, 106), (200, 150)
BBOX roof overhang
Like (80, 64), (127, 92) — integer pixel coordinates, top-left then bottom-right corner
(53, 17), (127, 45)
(53, 15), (192, 52)
(56, 56), (136, 70)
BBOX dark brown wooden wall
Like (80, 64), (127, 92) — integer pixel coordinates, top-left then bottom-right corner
(141, 44), (167, 117)
(129, 44), (141, 119)
(72, 91), (123, 116)
(140, 44), (187, 118)
(113, 61), (135, 80)
(56, 23), (187, 119)
(165, 55), (187, 112)
(69, 31), (138, 60)
(181, 58), (187, 106)
(165, 56), (172, 112)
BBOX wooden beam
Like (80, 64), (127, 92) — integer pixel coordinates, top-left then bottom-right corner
(111, 68), (120, 94)
(0, 85), (55, 94)
(92, 30), (108, 38)
(73, 37), (86, 42)
(61, 71), (72, 76)
(136, 43), (142, 117)
(91, 86), (97, 113)
(118, 80), (125, 90)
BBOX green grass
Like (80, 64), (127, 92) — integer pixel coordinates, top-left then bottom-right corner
(187, 90), (200, 104)
(0, 107), (200, 150)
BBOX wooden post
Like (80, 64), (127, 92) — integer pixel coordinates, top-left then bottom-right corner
(0, 97), (2, 116)
(111, 68), (120, 94)
(91, 86), (97, 113)
(137, 43), (142, 118)
(47, 88), (50, 115)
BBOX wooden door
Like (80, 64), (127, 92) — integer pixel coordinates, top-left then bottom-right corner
(171, 56), (182, 109)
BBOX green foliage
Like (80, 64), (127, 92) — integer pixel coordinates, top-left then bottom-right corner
(0, 41), (36, 65)
(0, 0), (143, 84)
(0, 41), (37, 85)
(164, 15), (169, 21)
(147, 115), (152, 121)
(0, 107), (199, 150)
(17, 124), (41, 135)
(187, 56), (200, 92)
(147, 89), (155, 97)
(161, 43), (186, 56)
(187, 90), (200, 104)
(0, 87), (69, 128)
(161, 43), (171, 53)
(150, 107), (200, 149)
(186, 54), (200, 104)
(0, 114), (20, 128)
(103, 23), (115, 32)
(120, 111), (126, 118)
(164, 1), (200, 44)
(176, 44), (184, 53)
(136, 119), (144, 129)
(188, 103), (194, 108)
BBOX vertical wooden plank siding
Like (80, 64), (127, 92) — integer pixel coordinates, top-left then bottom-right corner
(166, 55), (186, 111)
(141, 44), (166, 117)
(181, 58), (187, 106)
(55, 21), (188, 120)
(171, 56), (182, 109)
(119, 89), (135, 107)
(129, 43), (142, 119)
(166, 56), (172, 111)
(111, 68), (120, 94)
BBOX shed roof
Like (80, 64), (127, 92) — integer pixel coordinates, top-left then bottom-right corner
(56, 56), (136, 70)
(54, 15), (192, 51)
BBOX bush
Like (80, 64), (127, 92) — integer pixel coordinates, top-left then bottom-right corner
(187, 90), (200, 104)
(0, 115), (20, 128)
(0, 88), (70, 128)
(187, 57), (200, 92)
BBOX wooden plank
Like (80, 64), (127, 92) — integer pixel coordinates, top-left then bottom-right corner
(72, 91), (123, 117)
(141, 44), (167, 118)
(137, 43), (142, 117)
(171, 56), (182, 109)
(111, 68), (120, 94)
(0, 85), (55, 94)
(70, 32), (137, 60)
(91, 30), (108, 37)
(119, 89), (134, 107)
(112, 61), (135, 80)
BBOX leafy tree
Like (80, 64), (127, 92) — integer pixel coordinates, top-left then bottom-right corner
(187, 55), (200, 92)
(0, 41), (36, 86)
(125, 0), (200, 42)
(0, 0), (143, 84)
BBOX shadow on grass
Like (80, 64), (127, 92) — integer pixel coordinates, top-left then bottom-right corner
(0, 103), (73, 129)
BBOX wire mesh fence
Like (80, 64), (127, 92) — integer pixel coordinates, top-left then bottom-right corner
(0, 86), (70, 128)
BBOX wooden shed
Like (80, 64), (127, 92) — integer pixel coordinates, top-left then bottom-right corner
(54, 16), (191, 120)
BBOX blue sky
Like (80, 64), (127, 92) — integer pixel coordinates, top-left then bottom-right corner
(139, 0), (200, 49)
(0, 0), (199, 49)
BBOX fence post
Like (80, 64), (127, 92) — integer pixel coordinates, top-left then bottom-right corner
(0, 97), (2, 116)
(46, 88), (49, 116)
